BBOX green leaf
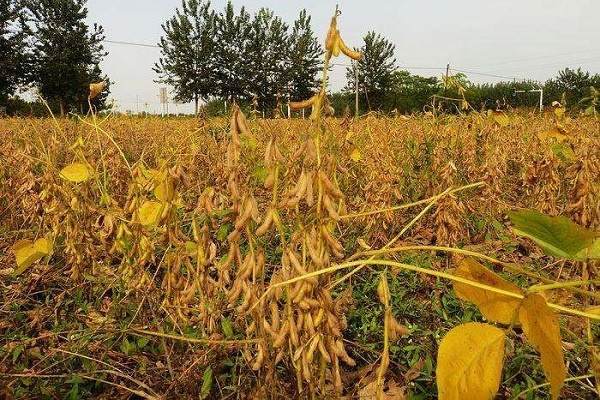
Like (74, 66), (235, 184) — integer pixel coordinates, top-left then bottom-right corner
(67, 383), (79, 400)
(216, 224), (231, 242)
(550, 143), (575, 162)
(136, 336), (150, 349)
(12, 344), (24, 363)
(577, 238), (600, 260)
(241, 134), (258, 150)
(252, 165), (268, 184)
(199, 367), (213, 400)
(221, 317), (234, 338)
(120, 338), (136, 355)
(509, 210), (598, 260)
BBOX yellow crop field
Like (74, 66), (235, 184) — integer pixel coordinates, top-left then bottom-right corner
(2, 4), (600, 399)
(1, 108), (599, 399)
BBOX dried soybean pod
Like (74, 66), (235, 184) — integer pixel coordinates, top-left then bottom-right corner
(251, 343), (265, 371)
(325, 16), (338, 53)
(313, 308), (325, 327)
(274, 349), (285, 365)
(255, 210), (274, 236)
(336, 340), (356, 366)
(263, 317), (277, 337)
(320, 225), (344, 254)
(296, 311), (305, 331)
(305, 311), (316, 336)
(304, 171), (315, 206)
(333, 359), (342, 393)
(289, 313), (300, 347)
(302, 350), (311, 381)
(273, 321), (290, 348)
(303, 297), (321, 309)
(271, 302), (280, 331)
(317, 336), (331, 363)
(319, 171), (343, 198)
(264, 168), (275, 189)
(306, 334), (320, 364)
(290, 95), (316, 110)
(338, 35), (362, 60)
(322, 194), (340, 221)
(292, 283), (307, 304)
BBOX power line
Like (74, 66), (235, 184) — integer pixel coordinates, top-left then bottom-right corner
(104, 39), (159, 48)
(450, 68), (522, 81)
(102, 37), (598, 83)
(467, 48), (600, 69)
(399, 66), (447, 70)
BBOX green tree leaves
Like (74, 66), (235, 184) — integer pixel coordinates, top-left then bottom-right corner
(345, 31), (397, 111)
(154, 0), (216, 112)
(156, 2), (321, 115)
(0, 0), (29, 105)
(27, 0), (109, 115)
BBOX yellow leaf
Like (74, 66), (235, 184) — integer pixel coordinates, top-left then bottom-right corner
(350, 147), (362, 162)
(34, 237), (53, 255)
(519, 293), (566, 400)
(59, 163), (91, 183)
(138, 201), (164, 226)
(437, 322), (505, 400)
(12, 238), (52, 275)
(492, 112), (510, 127)
(154, 179), (175, 202)
(538, 127), (569, 143)
(453, 258), (523, 324)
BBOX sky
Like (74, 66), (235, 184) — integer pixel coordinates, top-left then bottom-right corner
(86, 0), (600, 114)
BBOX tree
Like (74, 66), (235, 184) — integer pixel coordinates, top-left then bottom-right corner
(213, 1), (252, 103)
(154, 0), (216, 114)
(27, 0), (108, 115)
(0, 0), (29, 106)
(286, 9), (322, 103)
(544, 68), (600, 109)
(386, 70), (440, 113)
(346, 31), (396, 111)
(245, 8), (289, 115)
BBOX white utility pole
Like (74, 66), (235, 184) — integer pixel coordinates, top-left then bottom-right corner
(515, 89), (544, 112)
(354, 61), (359, 117)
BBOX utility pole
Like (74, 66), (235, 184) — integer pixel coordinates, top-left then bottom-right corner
(354, 60), (359, 118)
(515, 88), (544, 112)
(444, 63), (450, 93)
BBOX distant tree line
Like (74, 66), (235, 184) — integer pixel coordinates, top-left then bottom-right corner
(154, 0), (322, 115)
(0, 0), (109, 116)
(3, 0), (598, 117)
(336, 32), (600, 116)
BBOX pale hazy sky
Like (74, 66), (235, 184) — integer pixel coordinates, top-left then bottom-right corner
(86, 0), (600, 114)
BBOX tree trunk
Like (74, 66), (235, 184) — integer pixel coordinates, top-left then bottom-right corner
(194, 93), (198, 116)
(59, 99), (65, 117)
